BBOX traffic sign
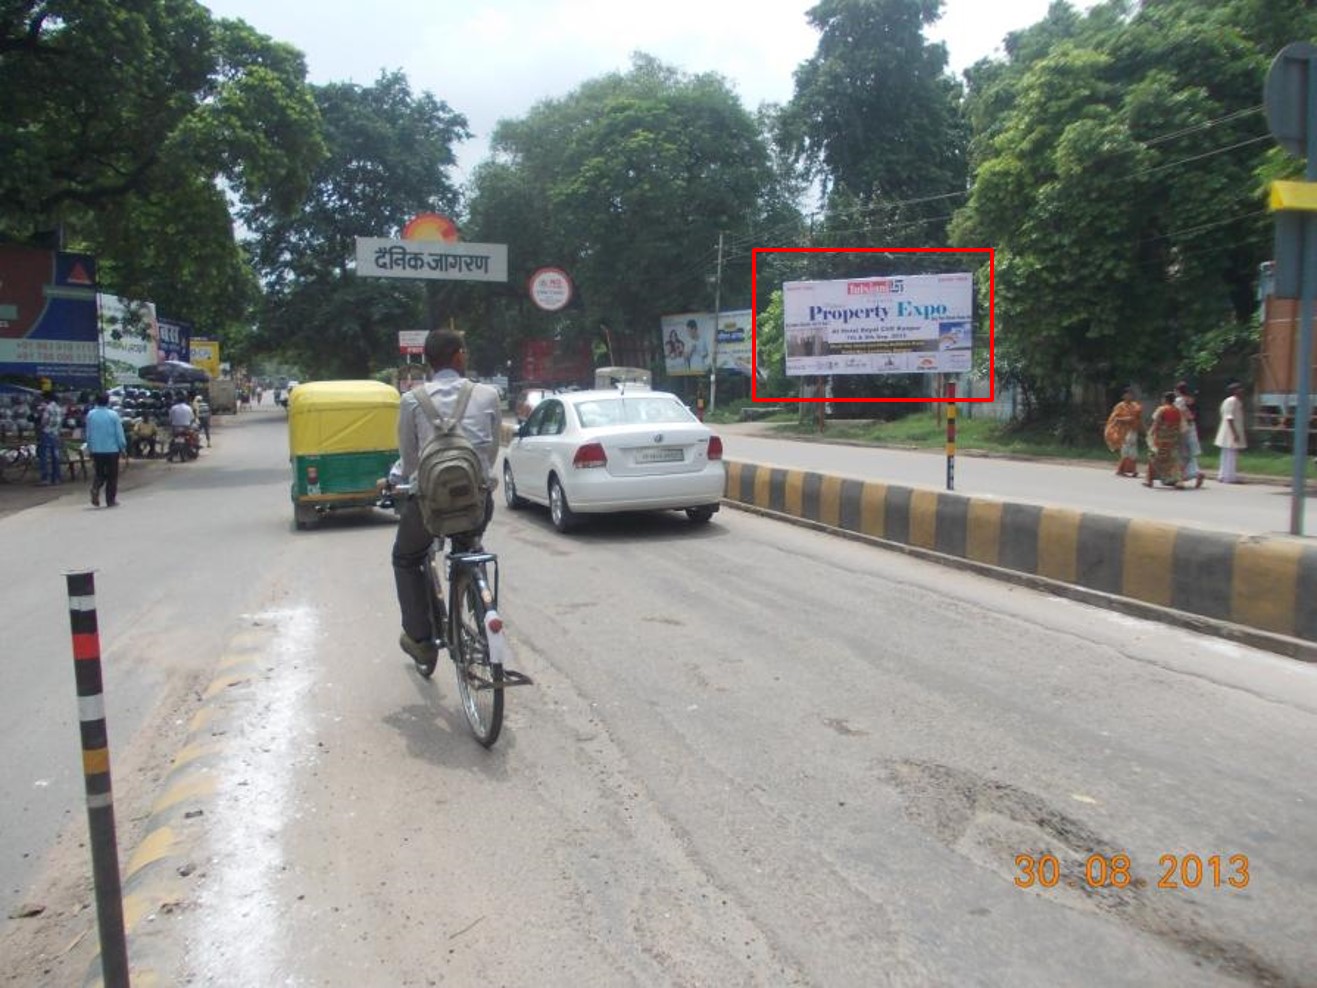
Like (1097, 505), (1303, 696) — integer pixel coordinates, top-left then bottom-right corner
(1265, 41), (1317, 158)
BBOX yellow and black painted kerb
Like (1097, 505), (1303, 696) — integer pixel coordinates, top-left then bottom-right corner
(724, 461), (1317, 656)
(65, 571), (130, 988)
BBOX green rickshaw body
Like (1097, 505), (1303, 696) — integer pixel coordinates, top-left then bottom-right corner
(288, 380), (399, 527)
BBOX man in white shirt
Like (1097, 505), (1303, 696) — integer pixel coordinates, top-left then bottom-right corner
(1214, 382), (1247, 483)
(392, 329), (502, 672)
(168, 395), (197, 433)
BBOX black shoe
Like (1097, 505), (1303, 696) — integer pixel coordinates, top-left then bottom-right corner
(399, 632), (439, 676)
(90, 488), (99, 507)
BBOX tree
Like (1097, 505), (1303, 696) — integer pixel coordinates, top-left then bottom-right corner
(0, 3), (325, 353)
(950, 0), (1301, 413)
(464, 54), (787, 382)
(781, 0), (968, 246)
(248, 71), (471, 378)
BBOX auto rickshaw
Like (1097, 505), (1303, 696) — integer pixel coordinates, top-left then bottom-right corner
(288, 380), (399, 529)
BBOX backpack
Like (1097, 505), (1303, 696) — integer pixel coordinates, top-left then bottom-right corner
(412, 381), (487, 537)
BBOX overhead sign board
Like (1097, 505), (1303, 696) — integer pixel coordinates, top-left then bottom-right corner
(355, 237), (508, 282)
(782, 273), (973, 376)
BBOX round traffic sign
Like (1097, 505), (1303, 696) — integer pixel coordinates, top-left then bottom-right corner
(528, 267), (573, 312)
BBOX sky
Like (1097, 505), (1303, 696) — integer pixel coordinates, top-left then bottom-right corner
(200, 0), (1101, 185)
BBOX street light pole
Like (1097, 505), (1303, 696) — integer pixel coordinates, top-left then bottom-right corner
(709, 231), (724, 415)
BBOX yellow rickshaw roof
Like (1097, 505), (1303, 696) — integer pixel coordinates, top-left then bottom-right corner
(288, 380), (400, 456)
(287, 380), (401, 410)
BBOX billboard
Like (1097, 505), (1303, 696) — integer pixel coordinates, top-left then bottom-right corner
(0, 246), (100, 387)
(98, 294), (160, 386)
(190, 338), (221, 380)
(157, 315), (192, 363)
(783, 273), (973, 376)
(660, 309), (754, 377)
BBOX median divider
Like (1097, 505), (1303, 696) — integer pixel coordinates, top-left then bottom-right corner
(723, 460), (1317, 660)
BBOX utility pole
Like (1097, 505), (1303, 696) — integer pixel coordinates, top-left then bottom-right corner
(709, 231), (724, 414)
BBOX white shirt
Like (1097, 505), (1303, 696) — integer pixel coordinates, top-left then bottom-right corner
(169, 402), (196, 429)
(397, 369), (502, 484)
(1214, 394), (1246, 449)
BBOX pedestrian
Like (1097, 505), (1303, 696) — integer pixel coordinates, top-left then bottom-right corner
(1174, 381), (1204, 489)
(191, 391), (212, 446)
(36, 389), (64, 486)
(85, 393), (127, 507)
(1104, 386), (1143, 477)
(1214, 382), (1247, 483)
(1145, 391), (1185, 489)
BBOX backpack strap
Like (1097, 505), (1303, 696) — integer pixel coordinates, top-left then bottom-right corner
(412, 379), (475, 435)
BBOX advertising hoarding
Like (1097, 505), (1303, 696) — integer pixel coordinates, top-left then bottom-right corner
(98, 294), (159, 387)
(157, 316), (192, 363)
(190, 338), (221, 380)
(660, 309), (754, 377)
(0, 246), (100, 387)
(783, 273), (973, 376)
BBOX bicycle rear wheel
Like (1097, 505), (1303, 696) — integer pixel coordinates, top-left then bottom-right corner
(451, 564), (503, 746)
(1, 447), (31, 483)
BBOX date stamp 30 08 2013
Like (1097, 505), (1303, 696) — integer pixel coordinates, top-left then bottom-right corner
(1014, 853), (1250, 891)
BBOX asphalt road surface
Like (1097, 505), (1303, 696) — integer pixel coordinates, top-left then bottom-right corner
(2, 408), (1315, 986)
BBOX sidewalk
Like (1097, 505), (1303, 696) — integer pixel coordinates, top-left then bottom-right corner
(716, 421), (1317, 539)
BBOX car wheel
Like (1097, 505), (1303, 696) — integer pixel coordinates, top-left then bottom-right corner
(503, 460), (527, 509)
(548, 475), (576, 533)
(686, 506), (716, 525)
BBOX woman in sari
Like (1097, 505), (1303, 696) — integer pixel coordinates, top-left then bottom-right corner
(1174, 381), (1205, 489)
(1104, 387), (1143, 477)
(1145, 391), (1184, 489)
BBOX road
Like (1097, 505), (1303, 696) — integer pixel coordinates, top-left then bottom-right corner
(1, 408), (1315, 986)
(717, 422), (1317, 537)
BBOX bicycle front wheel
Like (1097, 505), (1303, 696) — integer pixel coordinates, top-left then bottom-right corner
(451, 565), (504, 746)
(1, 447), (30, 483)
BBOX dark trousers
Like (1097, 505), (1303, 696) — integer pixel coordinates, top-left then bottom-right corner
(91, 452), (120, 505)
(391, 494), (493, 643)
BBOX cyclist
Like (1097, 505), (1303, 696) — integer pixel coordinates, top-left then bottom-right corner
(393, 328), (502, 669)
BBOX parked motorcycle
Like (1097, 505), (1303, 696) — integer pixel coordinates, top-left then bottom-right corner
(166, 427), (201, 462)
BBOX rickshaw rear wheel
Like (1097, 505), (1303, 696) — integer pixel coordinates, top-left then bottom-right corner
(294, 504), (319, 530)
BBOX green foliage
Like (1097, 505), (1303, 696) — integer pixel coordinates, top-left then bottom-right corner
(781, 0), (968, 247)
(465, 54), (789, 377)
(248, 71), (470, 378)
(0, 2), (325, 358)
(950, 0), (1296, 413)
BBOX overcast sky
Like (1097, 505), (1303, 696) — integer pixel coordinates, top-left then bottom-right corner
(201, 0), (1100, 184)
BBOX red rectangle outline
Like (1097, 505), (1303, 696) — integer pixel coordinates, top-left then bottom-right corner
(750, 247), (996, 403)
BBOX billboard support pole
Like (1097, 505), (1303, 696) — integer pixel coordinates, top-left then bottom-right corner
(709, 231), (724, 415)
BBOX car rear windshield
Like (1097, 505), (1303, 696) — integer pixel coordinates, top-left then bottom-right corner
(573, 396), (694, 428)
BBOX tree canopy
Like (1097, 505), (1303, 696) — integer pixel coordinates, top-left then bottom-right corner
(0, 1), (324, 352)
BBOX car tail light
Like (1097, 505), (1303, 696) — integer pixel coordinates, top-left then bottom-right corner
(573, 441), (607, 468)
(307, 465), (319, 484)
(707, 435), (723, 460)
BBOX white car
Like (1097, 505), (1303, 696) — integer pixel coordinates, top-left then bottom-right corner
(501, 388), (725, 532)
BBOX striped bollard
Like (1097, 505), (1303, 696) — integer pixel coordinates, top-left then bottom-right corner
(946, 380), (957, 491)
(65, 571), (130, 987)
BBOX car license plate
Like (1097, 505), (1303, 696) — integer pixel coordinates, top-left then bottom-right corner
(635, 447), (683, 464)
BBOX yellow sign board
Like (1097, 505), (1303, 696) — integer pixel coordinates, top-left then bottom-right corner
(190, 338), (221, 379)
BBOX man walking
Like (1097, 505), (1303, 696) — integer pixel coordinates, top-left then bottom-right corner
(86, 393), (127, 507)
(1214, 382), (1247, 484)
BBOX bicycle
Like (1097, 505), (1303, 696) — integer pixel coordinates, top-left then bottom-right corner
(383, 481), (532, 747)
(1, 442), (36, 483)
